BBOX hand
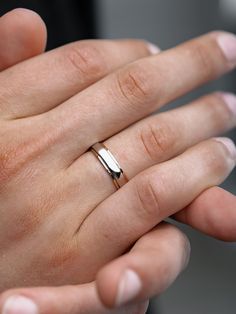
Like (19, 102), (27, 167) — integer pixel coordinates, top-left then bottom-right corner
(0, 9), (188, 314)
(16, 188), (233, 314)
(0, 6), (236, 312)
(0, 10), (185, 314)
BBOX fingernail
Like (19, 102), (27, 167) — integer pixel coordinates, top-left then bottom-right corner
(147, 42), (160, 55)
(215, 137), (236, 161)
(3, 295), (38, 314)
(220, 92), (236, 117)
(116, 269), (142, 307)
(217, 33), (236, 63)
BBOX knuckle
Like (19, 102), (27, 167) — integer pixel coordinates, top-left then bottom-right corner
(0, 122), (60, 185)
(191, 41), (217, 80)
(65, 43), (106, 78)
(0, 141), (34, 184)
(0, 145), (21, 184)
(0, 128), (33, 184)
(7, 184), (60, 243)
(48, 240), (77, 271)
(8, 192), (53, 242)
(134, 172), (161, 221)
(116, 63), (150, 106)
(10, 209), (41, 241)
(139, 120), (177, 162)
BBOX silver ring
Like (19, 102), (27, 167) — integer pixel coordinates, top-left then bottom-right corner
(90, 143), (128, 189)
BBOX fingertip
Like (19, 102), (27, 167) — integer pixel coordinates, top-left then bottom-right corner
(96, 265), (121, 308)
(7, 8), (47, 52)
(175, 187), (236, 242)
(0, 8), (47, 68)
(96, 259), (144, 309)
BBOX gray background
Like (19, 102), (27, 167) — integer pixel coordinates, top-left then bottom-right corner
(97, 1), (236, 313)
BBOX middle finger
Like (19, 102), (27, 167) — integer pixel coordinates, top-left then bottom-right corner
(41, 31), (236, 165)
(64, 92), (236, 226)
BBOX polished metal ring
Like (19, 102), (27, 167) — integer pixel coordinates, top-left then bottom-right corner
(90, 142), (128, 189)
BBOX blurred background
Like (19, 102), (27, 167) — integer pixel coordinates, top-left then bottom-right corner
(0, 1), (235, 313)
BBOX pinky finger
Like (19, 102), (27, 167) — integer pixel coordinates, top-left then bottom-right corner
(0, 283), (148, 314)
(96, 223), (190, 309)
(174, 186), (236, 241)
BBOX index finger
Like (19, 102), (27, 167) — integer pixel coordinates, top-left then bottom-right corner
(45, 31), (236, 162)
(0, 38), (157, 118)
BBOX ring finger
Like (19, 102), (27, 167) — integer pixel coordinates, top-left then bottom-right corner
(66, 91), (236, 214)
(75, 137), (236, 278)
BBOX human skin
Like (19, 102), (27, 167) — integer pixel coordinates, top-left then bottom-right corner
(0, 8), (47, 68)
(0, 9), (151, 314)
(0, 7), (235, 314)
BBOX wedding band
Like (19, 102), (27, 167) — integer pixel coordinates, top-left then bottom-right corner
(90, 143), (128, 189)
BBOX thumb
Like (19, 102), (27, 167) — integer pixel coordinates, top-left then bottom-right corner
(0, 8), (47, 70)
(0, 283), (148, 314)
